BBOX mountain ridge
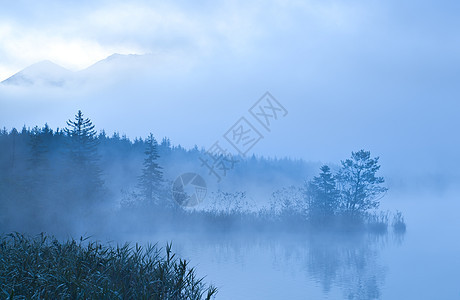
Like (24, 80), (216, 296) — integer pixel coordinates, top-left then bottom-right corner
(1, 60), (74, 86)
(1, 53), (146, 87)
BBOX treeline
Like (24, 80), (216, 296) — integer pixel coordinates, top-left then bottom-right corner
(0, 110), (315, 234)
(0, 111), (170, 232)
(264, 151), (404, 233)
(305, 152), (387, 220)
(0, 110), (405, 236)
(176, 152), (404, 235)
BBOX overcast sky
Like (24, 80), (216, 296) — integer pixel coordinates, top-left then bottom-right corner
(1, 0), (458, 80)
(1, 0), (459, 181)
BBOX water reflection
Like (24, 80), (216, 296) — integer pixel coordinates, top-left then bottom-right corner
(148, 230), (405, 299)
(305, 234), (386, 299)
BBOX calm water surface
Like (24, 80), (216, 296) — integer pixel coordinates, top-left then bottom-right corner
(127, 192), (460, 299)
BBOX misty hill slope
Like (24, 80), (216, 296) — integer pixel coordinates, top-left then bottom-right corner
(1, 54), (159, 88)
(1, 60), (74, 87)
(78, 53), (154, 83)
(83, 53), (147, 72)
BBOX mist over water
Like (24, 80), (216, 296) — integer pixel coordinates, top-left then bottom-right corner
(0, 101), (458, 299)
(109, 190), (459, 300)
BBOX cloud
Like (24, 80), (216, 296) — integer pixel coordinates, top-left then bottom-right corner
(0, 0), (373, 81)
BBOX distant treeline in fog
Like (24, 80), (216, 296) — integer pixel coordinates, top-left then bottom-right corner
(0, 111), (404, 236)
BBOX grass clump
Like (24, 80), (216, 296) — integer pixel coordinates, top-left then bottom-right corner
(365, 212), (389, 234)
(392, 211), (407, 233)
(0, 233), (217, 300)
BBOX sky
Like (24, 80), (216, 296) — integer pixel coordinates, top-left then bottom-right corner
(0, 0), (459, 183)
(1, 0), (457, 81)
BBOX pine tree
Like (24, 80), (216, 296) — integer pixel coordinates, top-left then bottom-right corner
(138, 133), (163, 204)
(336, 150), (387, 214)
(27, 125), (52, 199)
(159, 137), (171, 156)
(305, 165), (339, 220)
(65, 110), (99, 166)
(64, 110), (103, 199)
(25, 125), (54, 229)
(28, 125), (49, 168)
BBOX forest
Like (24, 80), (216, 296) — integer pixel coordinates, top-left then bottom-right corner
(0, 110), (405, 236)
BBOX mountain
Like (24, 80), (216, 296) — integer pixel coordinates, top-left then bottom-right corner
(0, 54), (157, 88)
(78, 53), (154, 84)
(84, 53), (146, 72)
(1, 60), (74, 87)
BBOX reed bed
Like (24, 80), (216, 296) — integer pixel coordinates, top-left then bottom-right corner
(0, 233), (217, 300)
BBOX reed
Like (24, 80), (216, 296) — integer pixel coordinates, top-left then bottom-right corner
(0, 233), (217, 299)
(392, 211), (407, 233)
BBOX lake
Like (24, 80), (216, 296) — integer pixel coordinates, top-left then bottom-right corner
(120, 190), (460, 300)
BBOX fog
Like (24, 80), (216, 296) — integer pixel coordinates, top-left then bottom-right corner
(1, 51), (459, 190)
(1, 0), (460, 299)
(1, 116), (459, 298)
